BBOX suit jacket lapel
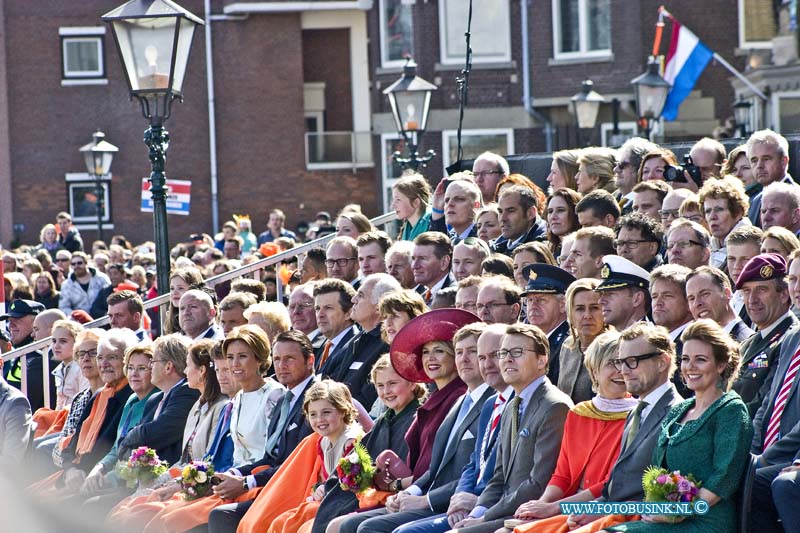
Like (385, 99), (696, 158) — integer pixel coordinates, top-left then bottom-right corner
(505, 383), (546, 477)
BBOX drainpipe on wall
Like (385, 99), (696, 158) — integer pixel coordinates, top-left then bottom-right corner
(520, 0), (553, 153)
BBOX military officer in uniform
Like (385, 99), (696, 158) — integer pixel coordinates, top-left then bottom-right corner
(520, 264), (575, 384)
(733, 253), (798, 416)
(594, 255), (651, 331)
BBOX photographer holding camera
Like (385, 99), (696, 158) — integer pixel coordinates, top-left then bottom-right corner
(662, 137), (727, 193)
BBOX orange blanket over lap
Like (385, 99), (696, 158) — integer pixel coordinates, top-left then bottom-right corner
(123, 465), (272, 533)
(33, 408), (69, 438)
(514, 513), (637, 533)
(237, 433), (322, 533)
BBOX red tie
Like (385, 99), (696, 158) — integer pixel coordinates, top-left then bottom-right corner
(318, 341), (333, 368)
(424, 289), (432, 304)
(479, 393), (506, 478)
(490, 394), (505, 432)
(764, 347), (800, 449)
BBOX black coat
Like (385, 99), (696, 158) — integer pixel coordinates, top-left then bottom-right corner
(118, 380), (200, 465)
(327, 325), (389, 409)
(311, 400), (420, 533)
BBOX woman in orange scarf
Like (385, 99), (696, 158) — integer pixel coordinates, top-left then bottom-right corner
(238, 380), (363, 533)
(28, 328), (138, 495)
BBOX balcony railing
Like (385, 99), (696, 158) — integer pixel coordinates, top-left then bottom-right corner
(304, 131), (373, 171)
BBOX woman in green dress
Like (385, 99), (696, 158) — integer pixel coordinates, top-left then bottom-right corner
(608, 318), (753, 532)
(391, 173), (432, 242)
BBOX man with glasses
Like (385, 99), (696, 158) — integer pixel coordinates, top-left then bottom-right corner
(665, 219), (711, 270)
(659, 189), (694, 230)
(58, 251), (110, 318)
(520, 264), (574, 384)
(613, 137), (658, 216)
(595, 255), (651, 331)
(614, 213), (664, 272)
(450, 323), (572, 532)
(455, 276), (482, 315)
(288, 284), (321, 341)
(563, 323), (682, 531)
(1, 299), (56, 412)
(326, 236), (361, 289)
(476, 276), (521, 326)
(472, 152), (509, 203)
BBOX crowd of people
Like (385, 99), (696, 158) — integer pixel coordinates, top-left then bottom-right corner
(2, 128), (800, 532)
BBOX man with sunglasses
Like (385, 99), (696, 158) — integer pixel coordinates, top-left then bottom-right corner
(58, 251), (110, 318)
(564, 323), (682, 531)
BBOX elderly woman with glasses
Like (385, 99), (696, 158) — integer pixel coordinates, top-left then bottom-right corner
(511, 331), (636, 530)
(29, 328), (138, 494)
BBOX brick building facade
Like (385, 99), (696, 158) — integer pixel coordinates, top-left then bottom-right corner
(0, 0), (757, 248)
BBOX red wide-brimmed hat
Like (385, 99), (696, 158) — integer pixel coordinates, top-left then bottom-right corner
(390, 308), (481, 383)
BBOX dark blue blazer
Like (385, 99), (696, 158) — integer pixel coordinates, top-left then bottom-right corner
(207, 402), (234, 472)
(118, 379), (200, 465)
(456, 391), (504, 495)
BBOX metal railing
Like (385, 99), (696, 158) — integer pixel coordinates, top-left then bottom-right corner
(3, 211), (399, 403)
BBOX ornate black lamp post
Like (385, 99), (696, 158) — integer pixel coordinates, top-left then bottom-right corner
(383, 58), (437, 171)
(631, 56), (671, 138)
(733, 98), (753, 138)
(102, 0), (203, 297)
(79, 131), (118, 243)
(571, 80), (605, 146)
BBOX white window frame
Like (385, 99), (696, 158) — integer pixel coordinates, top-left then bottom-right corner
(60, 27), (106, 85)
(381, 133), (406, 214)
(770, 91), (800, 134)
(379, 0), (415, 68)
(551, 0), (612, 60)
(438, 0), (511, 65)
(440, 128), (515, 172)
(600, 121), (638, 147)
(737, 0), (775, 50)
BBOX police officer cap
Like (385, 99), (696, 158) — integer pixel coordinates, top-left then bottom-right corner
(595, 255), (650, 291)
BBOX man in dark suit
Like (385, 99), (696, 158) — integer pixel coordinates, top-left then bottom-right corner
(339, 324), (495, 533)
(650, 264), (693, 396)
(746, 129), (794, 227)
(430, 179), (482, 245)
(179, 289), (224, 341)
(208, 330), (316, 533)
(491, 186), (548, 256)
(1, 299), (57, 412)
(750, 323), (800, 531)
(733, 253), (798, 416)
(411, 232), (455, 307)
(0, 354), (32, 472)
(450, 324), (572, 532)
(565, 323), (683, 530)
(686, 265), (755, 343)
(117, 334), (200, 465)
(312, 279), (357, 374)
(330, 274), (399, 407)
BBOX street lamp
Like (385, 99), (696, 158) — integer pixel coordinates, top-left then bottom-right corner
(570, 80), (605, 145)
(733, 98), (753, 138)
(102, 0), (203, 299)
(631, 56), (671, 138)
(383, 58), (437, 170)
(79, 131), (118, 243)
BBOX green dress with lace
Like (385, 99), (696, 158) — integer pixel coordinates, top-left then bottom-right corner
(608, 391), (752, 532)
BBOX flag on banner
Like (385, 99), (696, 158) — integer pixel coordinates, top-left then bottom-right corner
(141, 178), (192, 216)
(662, 21), (713, 121)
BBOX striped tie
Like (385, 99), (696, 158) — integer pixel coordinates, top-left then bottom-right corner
(479, 394), (506, 478)
(764, 347), (800, 449)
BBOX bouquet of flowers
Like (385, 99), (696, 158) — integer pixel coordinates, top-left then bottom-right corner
(336, 441), (375, 494)
(179, 459), (216, 501)
(117, 446), (169, 489)
(642, 466), (701, 521)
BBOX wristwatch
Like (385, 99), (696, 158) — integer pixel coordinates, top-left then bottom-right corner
(242, 477), (249, 491)
(394, 478), (403, 493)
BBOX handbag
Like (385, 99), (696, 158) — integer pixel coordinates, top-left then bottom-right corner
(373, 450), (412, 492)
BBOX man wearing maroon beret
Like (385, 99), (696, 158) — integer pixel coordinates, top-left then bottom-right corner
(733, 253), (798, 416)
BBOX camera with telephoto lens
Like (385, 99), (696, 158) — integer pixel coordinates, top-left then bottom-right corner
(663, 155), (702, 187)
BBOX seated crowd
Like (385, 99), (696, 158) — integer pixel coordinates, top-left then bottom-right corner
(4, 129), (800, 533)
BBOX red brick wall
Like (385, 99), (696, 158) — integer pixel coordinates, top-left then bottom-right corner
(302, 28), (353, 132)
